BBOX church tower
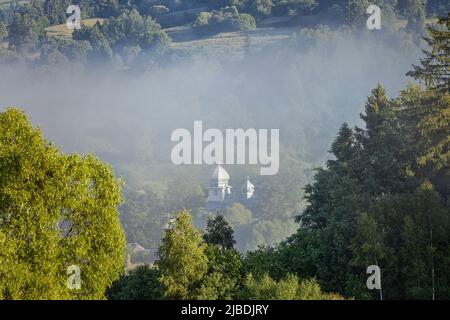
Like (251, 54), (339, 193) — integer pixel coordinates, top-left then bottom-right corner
(242, 177), (255, 200)
(207, 164), (232, 209)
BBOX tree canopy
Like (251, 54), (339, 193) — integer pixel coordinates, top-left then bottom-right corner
(0, 108), (126, 299)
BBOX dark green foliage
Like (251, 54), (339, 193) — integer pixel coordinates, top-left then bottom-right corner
(7, 4), (49, 52)
(0, 108), (126, 299)
(120, 189), (166, 253)
(197, 245), (244, 299)
(243, 17), (450, 299)
(72, 9), (170, 65)
(106, 266), (164, 300)
(44, 0), (72, 25)
(192, 7), (256, 36)
(204, 215), (236, 249)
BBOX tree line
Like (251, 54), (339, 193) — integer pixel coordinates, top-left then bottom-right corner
(242, 14), (450, 299)
(0, 0), (448, 67)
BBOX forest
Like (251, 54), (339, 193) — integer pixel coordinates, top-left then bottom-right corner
(0, 0), (449, 300)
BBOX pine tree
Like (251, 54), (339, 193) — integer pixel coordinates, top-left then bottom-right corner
(204, 215), (236, 250)
(328, 123), (356, 166)
(407, 14), (450, 171)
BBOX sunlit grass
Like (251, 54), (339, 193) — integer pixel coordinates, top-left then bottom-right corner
(45, 18), (105, 39)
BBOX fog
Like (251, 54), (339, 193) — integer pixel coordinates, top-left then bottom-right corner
(0, 28), (422, 186)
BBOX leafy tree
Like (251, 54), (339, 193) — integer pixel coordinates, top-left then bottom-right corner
(156, 210), (208, 299)
(240, 273), (342, 299)
(72, 9), (169, 65)
(120, 188), (166, 252)
(224, 203), (253, 228)
(106, 265), (164, 300)
(197, 245), (243, 299)
(0, 108), (126, 300)
(204, 215), (236, 249)
(193, 7), (256, 36)
(101, 9), (170, 51)
(271, 0), (317, 16)
(7, 10), (47, 52)
(349, 212), (387, 299)
(73, 23), (113, 63)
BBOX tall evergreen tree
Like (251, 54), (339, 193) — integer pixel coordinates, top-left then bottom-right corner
(407, 14), (450, 173)
(204, 215), (236, 250)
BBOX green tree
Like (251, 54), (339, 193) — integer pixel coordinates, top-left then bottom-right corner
(204, 215), (236, 249)
(197, 245), (243, 299)
(0, 108), (126, 300)
(106, 265), (164, 300)
(407, 14), (450, 171)
(224, 203), (253, 228)
(120, 188), (166, 252)
(156, 210), (208, 299)
(240, 273), (342, 300)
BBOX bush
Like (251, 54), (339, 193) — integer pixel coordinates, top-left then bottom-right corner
(240, 273), (344, 300)
(192, 7), (256, 35)
(107, 265), (164, 300)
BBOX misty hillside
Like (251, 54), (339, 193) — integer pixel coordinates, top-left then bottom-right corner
(0, 0), (439, 254)
(0, 0), (449, 301)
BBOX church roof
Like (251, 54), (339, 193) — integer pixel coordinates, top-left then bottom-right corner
(210, 164), (230, 183)
(243, 177), (255, 190)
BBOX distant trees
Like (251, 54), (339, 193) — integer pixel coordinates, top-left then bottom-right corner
(407, 13), (450, 170)
(0, 108), (126, 299)
(120, 188), (166, 253)
(107, 210), (336, 300)
(237, 15), (450, 299)
(44, 0), (71, 25)
(7, 4), (49, 52)
(193, 6), (256, 35)
(402, 0), (427, 31)
(240, 274), (342, 299)
(0, 22), (6, 42)
(72, 9), (170, 65)
(271, 0), (317, 16)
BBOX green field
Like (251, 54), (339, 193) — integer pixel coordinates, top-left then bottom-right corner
(45, 18), (105, 39)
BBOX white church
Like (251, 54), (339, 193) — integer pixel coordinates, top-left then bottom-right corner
(206, 163), (255, 211)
